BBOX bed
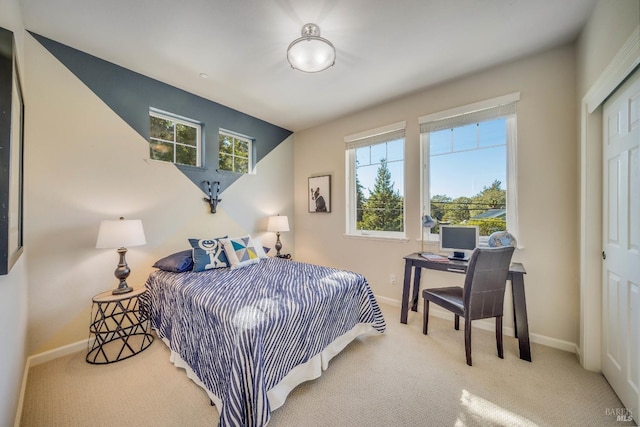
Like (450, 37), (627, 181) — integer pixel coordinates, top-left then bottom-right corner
(142, 256), (386, 427)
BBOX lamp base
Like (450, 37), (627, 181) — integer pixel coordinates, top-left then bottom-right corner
(112, 281), (133, 295)
(275, 232), (283, 256)
(112, 247), (133, 295)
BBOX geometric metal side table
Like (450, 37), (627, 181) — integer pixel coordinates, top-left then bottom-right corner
(86, 287), (154, 364)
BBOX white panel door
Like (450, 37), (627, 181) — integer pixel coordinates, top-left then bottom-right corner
(603, 69), (640, 422)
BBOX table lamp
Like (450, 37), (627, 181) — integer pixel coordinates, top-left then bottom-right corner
(267, 215), (289, 256)
(96, 217), (146, 294)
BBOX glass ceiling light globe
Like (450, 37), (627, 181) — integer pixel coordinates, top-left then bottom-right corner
(287, 23), (336, 73)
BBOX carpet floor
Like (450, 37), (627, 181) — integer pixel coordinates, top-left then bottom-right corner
(19, 302), (634, 426)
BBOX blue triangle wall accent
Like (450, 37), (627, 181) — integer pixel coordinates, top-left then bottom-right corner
(29, 32), (293, 196)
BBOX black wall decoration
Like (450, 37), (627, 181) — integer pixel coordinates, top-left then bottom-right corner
(0, 27), (24, 275)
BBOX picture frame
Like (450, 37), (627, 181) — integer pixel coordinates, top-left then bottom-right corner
(0, 27), (24, 275)
(308, 175), (331, 213)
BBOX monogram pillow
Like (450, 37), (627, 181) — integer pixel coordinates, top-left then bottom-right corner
(189, 237), (229, 272)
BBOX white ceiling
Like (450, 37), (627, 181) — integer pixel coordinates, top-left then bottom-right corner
(19, 0), (597, 132)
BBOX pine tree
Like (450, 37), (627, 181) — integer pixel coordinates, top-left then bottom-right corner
(356, 173), (366, 225)
(360, 159), (404, 232)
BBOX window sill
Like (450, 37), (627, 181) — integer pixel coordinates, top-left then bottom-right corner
(217, 168), (254, 176)
(145, 159), (204, 170)
(344, 234), (409, 243)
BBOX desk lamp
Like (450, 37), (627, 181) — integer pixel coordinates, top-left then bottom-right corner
(420, 214), (437, 255)
(96, 217), (146, 295)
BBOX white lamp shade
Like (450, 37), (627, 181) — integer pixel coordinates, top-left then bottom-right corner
(267, 215), (290, 232)
(96, 218), (146, 249)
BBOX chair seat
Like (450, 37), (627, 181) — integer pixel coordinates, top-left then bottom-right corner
(423, 286), (464, 316)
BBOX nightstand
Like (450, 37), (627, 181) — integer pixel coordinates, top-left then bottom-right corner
(86, 287), (154, 364)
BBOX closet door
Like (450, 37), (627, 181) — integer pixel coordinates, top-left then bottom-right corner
(602, 68), (640, 422)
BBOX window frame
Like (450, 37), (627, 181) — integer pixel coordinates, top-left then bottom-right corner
(149, 109), (202, 167)
(419, 93), (520, 246)
(218, 129), (254, 175)
(345, 121), (407, 239)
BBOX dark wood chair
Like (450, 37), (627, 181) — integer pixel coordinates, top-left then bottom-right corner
(422, 246), (515, 366)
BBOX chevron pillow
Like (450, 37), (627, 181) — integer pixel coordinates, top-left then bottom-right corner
(220, 235), (261, 270)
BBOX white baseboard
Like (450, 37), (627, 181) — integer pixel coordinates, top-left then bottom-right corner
(28, 338), (92, 367)
(375, 295), (401, 307)
(374, 294), (578, 354)
(13, 338), (91, 427)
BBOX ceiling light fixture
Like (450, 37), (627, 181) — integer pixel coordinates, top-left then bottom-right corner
(287, 23), (335, 73)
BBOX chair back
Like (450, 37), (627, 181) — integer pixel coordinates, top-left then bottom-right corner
(463, 246), (515, 320)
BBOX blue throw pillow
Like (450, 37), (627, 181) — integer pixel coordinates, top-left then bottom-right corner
(189, 238), (229, 272)
(152, 250), (194, 273)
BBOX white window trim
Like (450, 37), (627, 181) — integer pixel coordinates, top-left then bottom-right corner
(419, 93), (520, 245)
(219, 129), (255, 175)
(149, 109), (202, 167)
(345, 121), (407, 239)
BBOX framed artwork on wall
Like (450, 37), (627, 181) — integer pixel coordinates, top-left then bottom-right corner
(0, 27), (24, 275)
(308, 175), (331, 213)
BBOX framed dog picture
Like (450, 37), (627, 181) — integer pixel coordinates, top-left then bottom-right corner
(308, 175), (331, 213)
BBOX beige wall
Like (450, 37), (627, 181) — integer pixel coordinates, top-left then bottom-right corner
(294, 44), (579, 348)
(0, 0), (28, 425)
(23, 35), (294, 355)
(577, 0), (640, 96)
(575, 0), (639, 369)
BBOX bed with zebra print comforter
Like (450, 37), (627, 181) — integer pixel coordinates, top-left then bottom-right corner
(143, 257), (386, 427)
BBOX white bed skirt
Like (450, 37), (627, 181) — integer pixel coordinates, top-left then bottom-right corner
(157, 322), (377, 412)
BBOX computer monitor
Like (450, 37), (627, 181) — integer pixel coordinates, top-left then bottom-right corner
(439, 225), (479, 261)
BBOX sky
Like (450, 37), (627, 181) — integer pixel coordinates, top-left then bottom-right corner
(356, 118), (507, 200)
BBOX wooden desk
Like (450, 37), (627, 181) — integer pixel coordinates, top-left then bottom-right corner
(401, 252), (531, 362)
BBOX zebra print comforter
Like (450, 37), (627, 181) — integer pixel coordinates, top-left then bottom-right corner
(143, 257), (386, 427)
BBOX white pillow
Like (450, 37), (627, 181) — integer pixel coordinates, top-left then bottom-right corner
(251, 236), (269, 259)
(220, 235), (261, 270)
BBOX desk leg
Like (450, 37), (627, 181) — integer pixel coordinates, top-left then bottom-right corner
(401, 260), (412, 324)
(411, 267), (422, 312)
(511, 273), (532, 362)
(513, 299), (518, 339)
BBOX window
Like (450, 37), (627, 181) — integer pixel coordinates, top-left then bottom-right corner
(419, 93), (519, 243)
(345, 121), (406, 238)
(149, 110), (202, 167)
(219, 130), (253, 174)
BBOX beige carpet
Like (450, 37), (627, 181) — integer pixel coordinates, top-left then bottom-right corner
(20, 303), (634, 427)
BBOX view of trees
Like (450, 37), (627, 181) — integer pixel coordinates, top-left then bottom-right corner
(149, 114), (198, 166)
(357, 159), (404, 232)
(219, 133), (249, 174)
(356, 158), (506, 236)
(431, 179), (506, 235)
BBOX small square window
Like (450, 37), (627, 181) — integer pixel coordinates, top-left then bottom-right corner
(149, 110), (202, 167)
(219, 130), (253, 174)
